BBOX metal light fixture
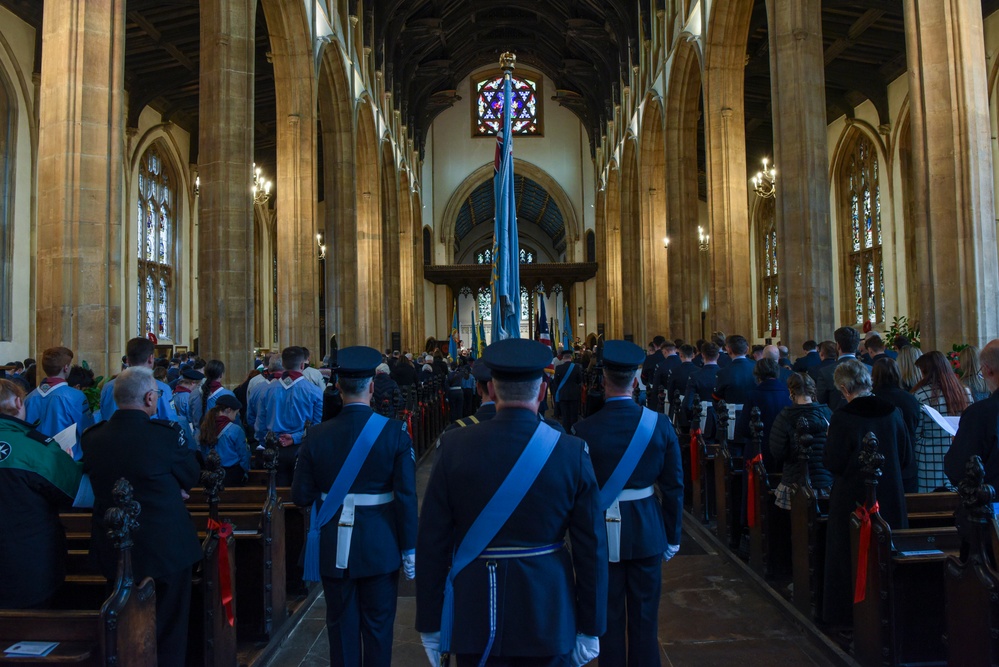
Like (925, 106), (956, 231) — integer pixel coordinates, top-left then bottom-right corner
(194, 175), (200, 197)
(316, 233), (327, 261)
(698, 226), (710, 252)
(252, 163), (272, 205)
(751, 157), (776, 199)
(663, 236), (670, 250)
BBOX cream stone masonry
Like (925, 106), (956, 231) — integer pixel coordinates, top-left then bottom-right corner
(904, 0), (999, 350)
(35, 0), (125, 373)
(767, 0), (836, 353)
(198, 0), (255, 381)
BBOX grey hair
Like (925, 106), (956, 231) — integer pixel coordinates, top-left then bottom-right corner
(492, 377), (543, 403)
(338, 376), (372, 397)
(114, 366), (157, 408)
(834, 359), (872, 396)
(604, 368), (638, 392)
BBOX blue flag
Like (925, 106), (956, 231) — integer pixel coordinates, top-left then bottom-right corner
(470, 308), (479, 360)
(537, 293), (551, 348)
(490, 70), (521, 342)
(562, 299), (573, 352)
(449, 300), (459, 360)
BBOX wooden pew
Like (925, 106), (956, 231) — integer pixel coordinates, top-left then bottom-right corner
(746, 408), (787, 577)
(789, 417), (829, 618)
(689, 401), (707, 522)
(851, 433), (960, 667)
(712, 402), (734, 545)
(671, 390), (694, 510)
(0, 478), (156, 667)
(945, 455), (999, 666)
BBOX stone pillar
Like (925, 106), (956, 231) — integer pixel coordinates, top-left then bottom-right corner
(36, 0), (125, 373)
(766, 0), (836, 352)
(903, 0), (999, 349)
(199, 0), (255, 381)
(263, 0), (319, 354)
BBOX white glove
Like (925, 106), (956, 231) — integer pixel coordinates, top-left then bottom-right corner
(570, 634), (600, 666)
(402, 551), (416, 580)
(663, 544), (680, 562)
(420, 631), (440, 667)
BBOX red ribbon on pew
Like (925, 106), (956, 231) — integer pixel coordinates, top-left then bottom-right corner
(853, 501), (879, 604)
(689, 429), (701, 482)
(404, 411), (414, 440)
(207, 518), (236, 626)
(746, 454), (764, 528)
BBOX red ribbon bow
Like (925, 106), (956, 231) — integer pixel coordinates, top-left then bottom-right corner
(746, 454), (764, 528)
(853, 501), (879, 604)
(207, 518), (235, 626)
(689, 429), (701, 481)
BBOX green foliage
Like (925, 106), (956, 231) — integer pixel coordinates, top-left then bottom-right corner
(886, 316), (920, 349)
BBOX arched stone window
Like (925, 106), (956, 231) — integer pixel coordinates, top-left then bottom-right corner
(136, 142), (178, 339)
(840, 133), (884, 325)
(0, 71), (12, 341)
(756, 196), (779, 336)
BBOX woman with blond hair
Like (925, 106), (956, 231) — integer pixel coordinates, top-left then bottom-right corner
(958, 345), (990, 403)
(896, 345), (923, 392)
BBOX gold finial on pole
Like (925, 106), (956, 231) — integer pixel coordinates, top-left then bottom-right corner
(499, 52), (517, 71)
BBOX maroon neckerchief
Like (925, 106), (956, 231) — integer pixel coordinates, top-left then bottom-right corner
(283, 371), (304, 381)
(214, 414), (233, 434)
(175, 385), (192, 394)
(42, 377), (67, 387)
(207, 380), (223, 393)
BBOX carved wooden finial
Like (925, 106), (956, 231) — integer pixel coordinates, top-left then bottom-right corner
(499, 52), (517, 71)
(716, 400), (729, 447)
(794, 416), (813, 464)
(958, 455), (996, 518)
(262, 431), (280, 472)
(105, 477), (141, 550)
(691, 399), (703, 426)
(749, 406), (763, 439)
(201, 445), (226, 505)
(859, 432), (884, 485)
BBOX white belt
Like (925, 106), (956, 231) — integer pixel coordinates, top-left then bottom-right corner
(320, 491), (394, 569)
(727, 403), (743, 440)
(605, 485), (655, 563)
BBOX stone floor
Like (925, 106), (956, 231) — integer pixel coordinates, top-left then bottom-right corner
(263, 442), (851, 667)
(262, 520), (847, 667)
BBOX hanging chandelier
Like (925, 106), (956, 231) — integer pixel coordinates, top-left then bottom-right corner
(751, 157), (776, 199)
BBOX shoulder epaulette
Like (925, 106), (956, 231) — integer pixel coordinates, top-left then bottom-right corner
(454, 415), (480, 428)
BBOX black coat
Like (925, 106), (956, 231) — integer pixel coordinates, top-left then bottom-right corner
(553, 361), (583, 403)
(736, 378), (793, 469)
(82, 410), (202, 581)
(814, 356), (871, 412)
(391, 362), (418, 388)
(945, 388), (999, 486)
(416, 408), (607, 655)
(291, 403), (418, 579)
(769, 403), (834, 491)
(713, 357), (756, 405)
(792, 351), (821, 373)
(822, 395), (911, 625)
(874, 385), (922, 492)
(372, 373), (403, 417)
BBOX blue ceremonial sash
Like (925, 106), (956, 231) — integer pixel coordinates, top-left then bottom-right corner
(440, 422), (561, 657)
(597, 408), (659, 511)
(555, 363), (575, 401)
(303, 412), (389, 582)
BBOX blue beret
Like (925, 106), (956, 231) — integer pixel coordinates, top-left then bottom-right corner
(182, 369), (205, 381)
(483, 339), (554, 381)
(602, 340), (646, 371)
(336, 346), (382, 378)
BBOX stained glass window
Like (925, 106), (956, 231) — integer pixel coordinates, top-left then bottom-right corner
(520, 286), (530, 320)
(756, 196), (779, 336)
(136, 143), (177, 339)
(478, 288), (492, 321)
(474, 73), (542, 136)
(843, 134), (884, 325)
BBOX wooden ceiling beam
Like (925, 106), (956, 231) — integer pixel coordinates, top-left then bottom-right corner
(127, 9), (196, 72)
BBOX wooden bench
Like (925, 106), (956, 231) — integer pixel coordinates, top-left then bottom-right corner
(851, 434), (961, 667)
(0, 479), (156, 667)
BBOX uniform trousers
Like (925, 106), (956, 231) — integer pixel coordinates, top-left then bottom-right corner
(601, 554), (662, 667)
(456, 655), (571, 666)
(321, 570), (399, 667)
(558, 400), (579, 432)
(276, 443), (300, 487)
(155, 566), (193, 667)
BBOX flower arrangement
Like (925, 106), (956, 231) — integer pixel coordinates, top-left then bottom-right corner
(80, 360), (104, 414)
(886, 316), (921, 349)
(947, 343), (970, 375)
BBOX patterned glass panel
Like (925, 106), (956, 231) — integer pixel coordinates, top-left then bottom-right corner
(475, 75), (540, 136)
(520, 286), (530, 320)
(845, 134), (884, 324)
(137, 143), (177, 339)
(756, 196), (779, 336)
(878, 250), (885, 320)
(478, 288), (492, 321)
(851, 193), (860, 252)
(854, 262), (863, 324)
(866, 259), (876, 321)
(770, 229), (778, 275)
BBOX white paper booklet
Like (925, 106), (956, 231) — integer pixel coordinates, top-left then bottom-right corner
(52, 423), (77, 456)
(921, 404), (960, 437)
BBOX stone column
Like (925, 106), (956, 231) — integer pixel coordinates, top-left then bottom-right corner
(198, 0), (255, 381)
(36, 0), (125, 373)
(766, 0), (836, 352)
(903, 0), (999, 349)
(264, 0), (319, 354)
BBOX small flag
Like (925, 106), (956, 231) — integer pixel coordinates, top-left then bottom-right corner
(470, 308), (480, 360)
(537, 293), (551, 348)
(449, 300), (459, 360)
(490, 67), (521, 342)
(562, 299), (573, 352)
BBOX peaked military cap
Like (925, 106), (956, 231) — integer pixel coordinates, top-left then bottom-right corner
(336, 346), (383, 378)
(483, 339), (554, 381)
(182, 369), (205, 381)
(602, 340), (646, 372)
(215, 394), (243, 411)
(471, 358), (492, 383)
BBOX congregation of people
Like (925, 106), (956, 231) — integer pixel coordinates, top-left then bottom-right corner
(1, 321), (998, 666)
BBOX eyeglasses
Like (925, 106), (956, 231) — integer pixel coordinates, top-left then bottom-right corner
(147, 389), (163, 398)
